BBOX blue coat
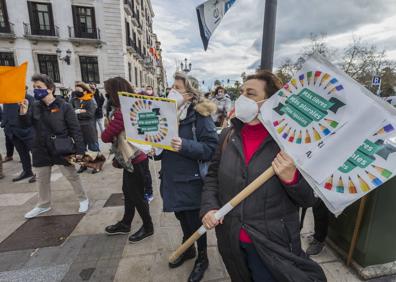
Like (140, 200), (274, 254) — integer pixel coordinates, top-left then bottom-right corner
(159, 100), (218, 212)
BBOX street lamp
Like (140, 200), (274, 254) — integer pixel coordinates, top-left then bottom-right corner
(180, 58), (192, 74)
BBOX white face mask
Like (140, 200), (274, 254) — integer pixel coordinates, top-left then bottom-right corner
(168, 89), (185, 108)
(235, 95), (266, 123)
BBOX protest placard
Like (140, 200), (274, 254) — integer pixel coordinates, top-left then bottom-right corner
(118, 92), (178, 151)
(0, 62), (27, 104)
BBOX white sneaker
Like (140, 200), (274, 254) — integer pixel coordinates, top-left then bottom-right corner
(79, 199), (89, 213)
(24, 207), (51, 219)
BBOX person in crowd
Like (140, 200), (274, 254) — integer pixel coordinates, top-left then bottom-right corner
(306, 199), (330, 255)
(1, 92), (35, 183)
(71, 82), (102, 174)
(144, 85), (155, 96)
(0, 104), (14, 162)
(90, 83), (105, 134)
(0, 106), (4, 179)
(210, 86), (232, 128)
(21, 74), (89, 219)
(101, 77), (154, 243)
(158, 71), (218, 282)
(200, 70), (326, 282)
(165, 87), (171, 97)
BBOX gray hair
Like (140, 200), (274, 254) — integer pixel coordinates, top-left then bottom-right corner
(174, 71), (202, 104)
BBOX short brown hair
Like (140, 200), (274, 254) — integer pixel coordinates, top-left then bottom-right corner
(31, 73), (56, 92)
(104, 77), (134, 108)
(246, 70), (283, 98)
(215, 86), (225, 95)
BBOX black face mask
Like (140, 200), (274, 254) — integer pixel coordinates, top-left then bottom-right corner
(73, 91), (84, 98)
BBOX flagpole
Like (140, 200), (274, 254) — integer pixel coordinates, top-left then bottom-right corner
(260, 0), (278, 71)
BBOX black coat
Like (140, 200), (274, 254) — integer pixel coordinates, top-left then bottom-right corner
(1, 95), (35, 144)
(70, 97), (98, 145)
(200, 119), (326, 282)
(94, 89), (105, 119)
(159, 100), (218, 212)
(20, 97), (85, 167)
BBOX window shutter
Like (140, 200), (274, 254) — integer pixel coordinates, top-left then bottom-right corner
(72, 6), (80, 37)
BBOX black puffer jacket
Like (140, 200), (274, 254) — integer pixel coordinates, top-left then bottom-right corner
(20, 97), (85, 167)
(200, 119), (326, 282)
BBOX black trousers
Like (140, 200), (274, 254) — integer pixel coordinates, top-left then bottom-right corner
(175, 209), (207, 252)
(121, 159), (153, 229)
(313, 199), (330, 242)
(12, 136), (32, 174)
(240, 242), (275, 282)
(141, 158), (153, 194)
(5, 134), (14, 157)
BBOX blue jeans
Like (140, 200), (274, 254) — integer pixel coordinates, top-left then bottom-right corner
(240, 242), (275, 282)
(86, 141), (100, 152)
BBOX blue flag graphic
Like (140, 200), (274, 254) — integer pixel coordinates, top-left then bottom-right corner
(196, 0), (237, 50)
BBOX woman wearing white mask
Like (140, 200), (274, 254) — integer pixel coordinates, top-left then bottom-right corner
(200, 71), (326, 282)
(158, 72), (218, 282)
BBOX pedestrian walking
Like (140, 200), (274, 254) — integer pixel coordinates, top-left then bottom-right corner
(101, 77), (154, 243)
(201, 70), (326, 282)
(90, 83), (105, 134)
(1, 104), (14, 162)
(21, 74), (89, 219)
(71, 82), (102, 174)
(159, 72), (218, 282)
(210, 86), (232, 128)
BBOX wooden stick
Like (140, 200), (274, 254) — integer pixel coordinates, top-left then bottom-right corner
(169, 166), (275, 263)
(346, 195), (368, 266)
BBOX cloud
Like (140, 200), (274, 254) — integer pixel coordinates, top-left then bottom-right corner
(151, 0), (396, 88)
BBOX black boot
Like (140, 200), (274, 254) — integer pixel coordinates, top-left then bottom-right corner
(188, 250), (209, 282)
(77, 166), (87, 173)
(169, 245), (196, 269)
(12, 171), (34, 182)
(128, 225), (154, 243)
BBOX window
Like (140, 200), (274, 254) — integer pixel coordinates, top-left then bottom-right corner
(0, 0), (10, 33)
(28, 2), (55, 36)
(79, 56), (100, 83)
(128, 62), (132, 82)
(72, 6), (97, 38)
(135, 67), (138, 86)
(0, 52), (14, 66)
(37, 54), (60, 82)
(125, 20), (131, 46)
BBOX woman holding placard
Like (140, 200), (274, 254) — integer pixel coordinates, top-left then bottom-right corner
(158, 72), (218, 282)
(200, 71), (326, 281)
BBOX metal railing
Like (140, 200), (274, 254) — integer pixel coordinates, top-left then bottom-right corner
(23, 22), (59, 37)
(0, 22), (15, 35)
(68, 26), (101, 40)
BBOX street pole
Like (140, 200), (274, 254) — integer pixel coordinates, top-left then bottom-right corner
(260, 0), (277, 71)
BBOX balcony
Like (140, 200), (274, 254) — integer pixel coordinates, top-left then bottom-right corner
(23, 23), (59, 43)
(124, 0), (133, 16)
(68, 26), (102, 48)
(126, 38), (138, 54)
(136, 22), (143, 35)
(0, 23), (16, 41)
(131, 10), (138, 26)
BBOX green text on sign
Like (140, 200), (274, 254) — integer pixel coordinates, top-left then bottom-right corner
(287, 95), (327, 121)
(138, 112), (157, 119)
(338, 160), (356, 173)
(299, 88), (334, 111)
(358, 140), (381, 156)
(138, 119), (159, 126)
(348, 150), (375, 168)
(281, 104), (313, 127)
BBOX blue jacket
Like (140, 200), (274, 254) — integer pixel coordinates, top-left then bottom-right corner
(159, 99), (218, 212)
(1, 95), (35, 143)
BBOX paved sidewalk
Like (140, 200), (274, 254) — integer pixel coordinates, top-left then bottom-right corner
(0, 136), (394, 281)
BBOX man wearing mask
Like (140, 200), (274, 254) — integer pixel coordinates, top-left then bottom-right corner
(145, 85), (155, 97)
(1, 90), (35, 182)
(90, 83), (105, 134)
(210, 86), (232, 128)
(21, 74), (89, 218)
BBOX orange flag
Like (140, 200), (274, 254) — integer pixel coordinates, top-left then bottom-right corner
(0, 62), (28, 104)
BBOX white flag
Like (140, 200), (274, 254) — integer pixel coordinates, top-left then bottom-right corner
(196, 0), (236, 50)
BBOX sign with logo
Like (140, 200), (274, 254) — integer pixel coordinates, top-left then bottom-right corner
(119, 92), (178, 151)
(372, 75), (381, 86)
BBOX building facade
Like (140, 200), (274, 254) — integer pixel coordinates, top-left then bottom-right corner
(0, 0), (166, 95)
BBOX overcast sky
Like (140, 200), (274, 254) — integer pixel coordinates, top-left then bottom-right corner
(151, 0), (396, 89)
